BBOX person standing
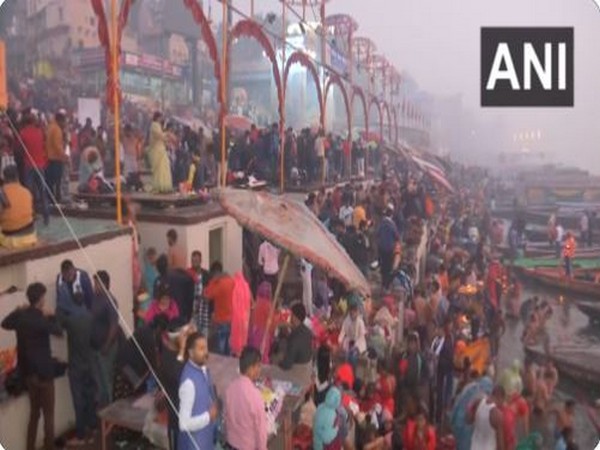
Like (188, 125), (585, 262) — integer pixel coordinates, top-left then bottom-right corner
(188, 250), (211, 337)
(2, 283), (63, 450)
(158, 323), (195, 450)
(147, 112), (173, 193)
(377, 204), (401, 289)
(580, 212), (589, 248)
(45, 111), (67, 203)
(90, 271), (120, 409)
(56, 267), (97, 446)
(314, 130), (326, 182)
(433, 319), (455, 426)
(300, 259), (314, 317)
(167, 229), (187, 271)
(469, 385), (506, 450)
(178, 332), (219, 450)
(204, 261), (234, 356)
(257, 239), (280, 291)
(19, 112), (49, 225)
(563, 232), (576, 279)
(223, 347), (268, 450)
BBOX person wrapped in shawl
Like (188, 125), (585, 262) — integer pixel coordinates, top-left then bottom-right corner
(450, 374), (493, 450)
(313, 387), (344, 450)
(249, 282), (274, 362)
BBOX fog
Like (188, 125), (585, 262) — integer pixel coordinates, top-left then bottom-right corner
(253, 0), (600, 173)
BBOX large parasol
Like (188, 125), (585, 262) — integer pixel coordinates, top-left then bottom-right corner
(215, 187), (370, 296)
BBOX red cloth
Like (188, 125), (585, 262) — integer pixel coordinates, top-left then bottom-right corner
(403, 420), (436, 450)
(501, 405), (516, 450)
(335, 363), (354, 389)
(229, 273), (251, 356)
(19, 125), (47, 170)
(377, 375), (395, 415)
(486, 261), (503, 310)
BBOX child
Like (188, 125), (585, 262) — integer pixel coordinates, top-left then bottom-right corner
(145, 283), (180, 324)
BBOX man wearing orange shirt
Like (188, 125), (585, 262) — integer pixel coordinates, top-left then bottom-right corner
(204, 261), (234, 356)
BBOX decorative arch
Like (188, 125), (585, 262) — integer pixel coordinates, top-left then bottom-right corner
(283, 51), (324, 128)
(231, 19), (284, 124)
(323, 73), (351, 137)
(381, 101), (392, 142)
(368, 97), (383, 140)
(351, 86), (369, 135)
(183, 0), (223, 119)
(92, 0), (225, 118)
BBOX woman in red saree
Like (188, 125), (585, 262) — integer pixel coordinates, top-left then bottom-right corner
(249, 282), (274, 362)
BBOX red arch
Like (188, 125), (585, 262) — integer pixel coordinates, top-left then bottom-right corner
(231, 19), (284, 124)
(183, 1), (222, 115)
(183, 0), (224, 120)
(351, 86), (369, 135)
(323, 73), (351, 137)
(368, 97), (383, 140)
(284, 51), (324, 128)
(381, 101), (392, 142)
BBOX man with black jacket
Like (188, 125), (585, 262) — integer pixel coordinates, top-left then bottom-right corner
(2, 283), (63, 450)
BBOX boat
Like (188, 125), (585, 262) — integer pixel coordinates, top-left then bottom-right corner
(514, 266), (600, 299)
(525, 345), (600, 388)
(576, 301), (600, 323)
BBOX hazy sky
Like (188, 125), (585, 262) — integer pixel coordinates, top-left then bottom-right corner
(249, 0), (600, 171)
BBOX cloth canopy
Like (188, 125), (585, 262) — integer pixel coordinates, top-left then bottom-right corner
(215, 188), (371, 296)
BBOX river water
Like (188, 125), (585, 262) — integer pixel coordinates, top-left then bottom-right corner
(497, 281), (600, 449)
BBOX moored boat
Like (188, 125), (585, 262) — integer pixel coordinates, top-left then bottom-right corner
(525, 345), (600, 389)
(515, 266), (600, 299)
(576, 301), (600, 323)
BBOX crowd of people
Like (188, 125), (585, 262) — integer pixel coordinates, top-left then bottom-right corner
(0, 76), (591, 450)
(1, 146), (591, 450)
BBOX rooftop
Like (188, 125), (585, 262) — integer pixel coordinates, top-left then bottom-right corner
(0, 217), (130, 268)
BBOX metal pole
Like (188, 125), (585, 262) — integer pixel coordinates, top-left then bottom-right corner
(260, 253), (290, 357)
(111, 0), (122, 224)
(220, 0), (228, 187)
(280, 0), (287, 193)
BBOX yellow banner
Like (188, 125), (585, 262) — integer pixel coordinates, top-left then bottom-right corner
(0, 40), (6, 109)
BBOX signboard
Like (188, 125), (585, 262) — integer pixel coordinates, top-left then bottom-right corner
(77, 97), (102, 129)
(326, 45), (348, 76)
(123, 52), (183, 78)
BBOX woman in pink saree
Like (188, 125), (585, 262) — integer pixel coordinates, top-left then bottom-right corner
(249, 282), (274, 363)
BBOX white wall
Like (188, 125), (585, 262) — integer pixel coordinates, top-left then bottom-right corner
(136, 215), (243, 275)
(0, 233), (134, 450)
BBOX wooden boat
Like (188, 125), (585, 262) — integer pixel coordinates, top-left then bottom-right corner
(515, 266), (600, 299)
(576, 301), (600, 323)
(525, 345), (600, 388)
(525, 246), (600, 259)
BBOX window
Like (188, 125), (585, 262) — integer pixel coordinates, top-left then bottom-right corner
(59, 7), (63, 21)
(209, 228), (223, 267)
(90, 17), (95, 26)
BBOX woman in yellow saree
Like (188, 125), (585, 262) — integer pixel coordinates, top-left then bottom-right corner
(147, 112), (173, 193)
